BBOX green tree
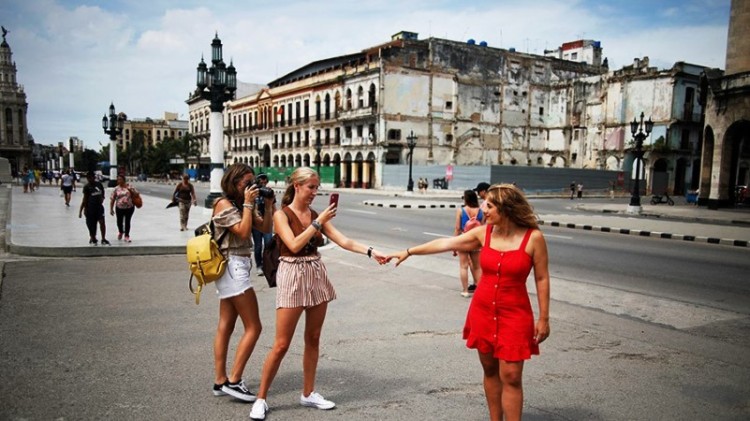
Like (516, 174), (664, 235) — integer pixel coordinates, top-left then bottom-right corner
(173, 133), (201, 174)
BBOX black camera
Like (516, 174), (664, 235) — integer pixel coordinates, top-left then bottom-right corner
(248, 181), (275, 199)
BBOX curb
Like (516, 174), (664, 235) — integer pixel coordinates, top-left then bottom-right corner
(537, 219), (749, 248)
(5, 243), (185, 258)
(363, 200), (458, 209)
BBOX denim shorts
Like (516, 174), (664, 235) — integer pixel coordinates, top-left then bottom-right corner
(214, 255), (253, 299)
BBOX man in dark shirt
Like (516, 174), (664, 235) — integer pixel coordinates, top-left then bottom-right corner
(252, 174), (274, 276)
(79, 171), (110, 245)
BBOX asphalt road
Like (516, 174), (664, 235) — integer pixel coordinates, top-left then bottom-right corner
(1, 252), (748, 420)
(2, 183), (749, 420)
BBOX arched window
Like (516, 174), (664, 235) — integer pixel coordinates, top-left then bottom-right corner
(324, 94), (331, 120)
(368, 83), (376, 108)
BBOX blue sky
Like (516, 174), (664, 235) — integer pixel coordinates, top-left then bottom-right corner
(0, 0), (732, 150)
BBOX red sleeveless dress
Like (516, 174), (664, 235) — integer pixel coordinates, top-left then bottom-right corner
(463, 226), (539, 361)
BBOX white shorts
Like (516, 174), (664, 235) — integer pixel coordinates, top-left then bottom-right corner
(215, 255), (253, 299)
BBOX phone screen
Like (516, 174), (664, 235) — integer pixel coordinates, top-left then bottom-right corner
(329, 193), (339, 208)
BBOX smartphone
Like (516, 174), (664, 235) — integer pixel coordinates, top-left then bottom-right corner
(329, 193), (339, 208)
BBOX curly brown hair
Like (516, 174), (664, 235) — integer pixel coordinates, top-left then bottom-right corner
(217, 164), (254, 206)
(485, 183), (538, 229)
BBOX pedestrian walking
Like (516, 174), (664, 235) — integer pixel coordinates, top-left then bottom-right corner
(569, 181), (576, 200)
(109, 175), (137, 242)
(386, 183), (550, 421)
(577, 183), (583, 199)
(455, 190), (483, 297)
(60, 169), (76, 207)
(173, 174), (197, 231)
(79, 171), (109, 245)
(474, 182), (491, 217)
(210, 164), (274, 404)
(249, 167), (388, 420)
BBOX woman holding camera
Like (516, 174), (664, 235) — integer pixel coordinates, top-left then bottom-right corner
(210, 164), (274, 403)
(249, 167), (387, 420)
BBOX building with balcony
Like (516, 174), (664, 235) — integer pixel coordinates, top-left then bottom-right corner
(188, 31), (715, 194)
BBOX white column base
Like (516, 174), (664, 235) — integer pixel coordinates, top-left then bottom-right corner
(626, 205), (642, 215)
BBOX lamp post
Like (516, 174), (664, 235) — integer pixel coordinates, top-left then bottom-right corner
(406, 130), (417, 192)
(314, 136), (322, 176)
(626, 111), (654, 214)
(102, 103), (124, 187)
(195, 33), (237, 207)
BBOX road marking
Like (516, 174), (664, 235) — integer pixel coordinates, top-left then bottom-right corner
(424, 232), (451, 238)
(544, 234), (573, 240)
(347, 209), (377, 215)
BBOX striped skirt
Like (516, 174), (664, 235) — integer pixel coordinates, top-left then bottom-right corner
(276, 254), (337, 309)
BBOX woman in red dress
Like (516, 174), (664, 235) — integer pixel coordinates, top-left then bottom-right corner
(388, 183), (550, 421)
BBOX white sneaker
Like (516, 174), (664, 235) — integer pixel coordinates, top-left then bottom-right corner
(300, 391), (336, 410)
(249, 398), (268, 420)
(256, 267), (264, 276)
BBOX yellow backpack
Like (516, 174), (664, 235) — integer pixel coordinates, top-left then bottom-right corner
(187, 222), (228, 305)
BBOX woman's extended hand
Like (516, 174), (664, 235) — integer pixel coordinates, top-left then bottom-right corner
(385, 250), (410, 267)
(370, 249), (390, 265)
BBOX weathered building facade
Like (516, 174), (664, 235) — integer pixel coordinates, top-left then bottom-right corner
(212, 32), (606, 188)
(0, 28), (31, 174)
(700, 0), (750, 208)
(188, 31), (713, 194)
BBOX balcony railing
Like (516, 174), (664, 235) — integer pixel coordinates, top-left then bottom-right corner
(337, 105), (377, 120)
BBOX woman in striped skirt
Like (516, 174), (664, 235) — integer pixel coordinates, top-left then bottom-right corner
(249, 167), (388, 420)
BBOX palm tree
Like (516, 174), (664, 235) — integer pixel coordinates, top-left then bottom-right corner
(126, 130), (146, 175)
(174, 133), (201, 174)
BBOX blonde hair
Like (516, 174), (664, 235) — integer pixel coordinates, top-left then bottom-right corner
(485, 183), (538, 229)
(281, 167), (319, 207)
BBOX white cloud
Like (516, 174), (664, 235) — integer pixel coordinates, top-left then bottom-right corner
(0, 0), (730, 149)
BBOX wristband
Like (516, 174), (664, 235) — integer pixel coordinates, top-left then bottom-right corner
(367, 246), (373, 258)
(243, 203), (254, 209)
(311, 220), (322, 231)
(406, 248), (412, 256)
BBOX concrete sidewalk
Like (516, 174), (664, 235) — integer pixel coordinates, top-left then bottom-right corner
(4, 184), (212, 256)
(3, 184), (750, 257)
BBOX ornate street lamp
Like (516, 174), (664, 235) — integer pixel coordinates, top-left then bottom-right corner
(626, 111), (654, 214)
(102, 103), (124, 187)
(406, 130), (417, 192)
(314, 135), (322, 176)
(195, 33), (237, 207)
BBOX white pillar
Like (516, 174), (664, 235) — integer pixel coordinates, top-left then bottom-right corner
(109, 138), (117, 183)
(208, 111), (224, 200)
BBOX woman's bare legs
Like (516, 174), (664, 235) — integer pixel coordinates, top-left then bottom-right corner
(302, 302), (328, 396)
(499, 360), (524, 421)
(227, 290), (262, 383)
(214, 290), (262, 384)
(256, 306), (305, 399)
(478, 351), (502, 421)
(458, 251), (470, 293)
